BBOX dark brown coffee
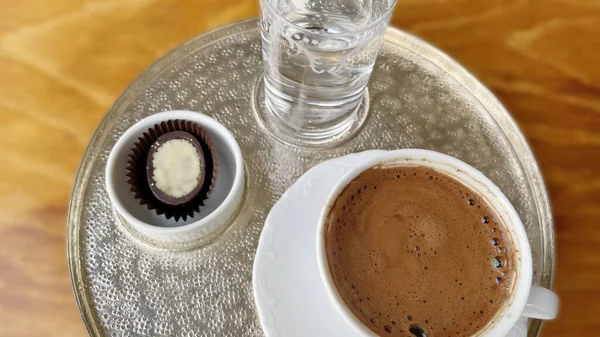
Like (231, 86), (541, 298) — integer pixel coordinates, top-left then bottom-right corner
(324, 166), (516, 336)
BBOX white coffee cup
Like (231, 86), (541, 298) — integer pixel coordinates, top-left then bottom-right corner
(316, 149), (558, 337)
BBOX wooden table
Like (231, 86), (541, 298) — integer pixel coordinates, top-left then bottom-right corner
(1, 0), (598, 336)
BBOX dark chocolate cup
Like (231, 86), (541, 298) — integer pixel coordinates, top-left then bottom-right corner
(126, 119), (218, 221)
(146, 131), (207, 206)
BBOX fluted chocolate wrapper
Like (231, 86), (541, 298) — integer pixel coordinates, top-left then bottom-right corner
(126, 119), (217, 221)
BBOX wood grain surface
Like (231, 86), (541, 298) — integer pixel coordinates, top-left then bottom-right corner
(0, 0), (598, 336)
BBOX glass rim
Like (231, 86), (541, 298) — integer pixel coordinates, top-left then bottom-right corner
(261, 0), (398, 36)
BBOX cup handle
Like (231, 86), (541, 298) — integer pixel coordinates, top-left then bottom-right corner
(506, 285), (559, 337)
(522, 285), (559, 320)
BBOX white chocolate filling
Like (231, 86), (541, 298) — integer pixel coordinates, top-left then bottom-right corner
(151, 139), (202, 198)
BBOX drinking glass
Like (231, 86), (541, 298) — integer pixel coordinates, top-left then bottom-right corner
(259, 0), (397, 144)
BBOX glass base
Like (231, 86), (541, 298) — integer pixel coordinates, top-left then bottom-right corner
(252, 73), (369, 148)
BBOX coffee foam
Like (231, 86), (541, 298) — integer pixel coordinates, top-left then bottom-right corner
(325, 166), (516, 336)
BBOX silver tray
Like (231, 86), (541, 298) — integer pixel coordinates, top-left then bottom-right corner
(67, 19), (554, 337)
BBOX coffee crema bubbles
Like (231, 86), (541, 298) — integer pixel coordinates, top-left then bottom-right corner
(324, 166), (516, 337)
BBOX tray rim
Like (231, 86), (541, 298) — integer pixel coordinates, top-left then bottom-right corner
(67, 18), (555, 337)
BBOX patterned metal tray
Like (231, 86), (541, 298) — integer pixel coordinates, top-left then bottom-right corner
(67, 19), (554, 337)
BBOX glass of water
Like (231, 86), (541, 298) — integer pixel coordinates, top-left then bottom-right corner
(259, 0), (396, 145)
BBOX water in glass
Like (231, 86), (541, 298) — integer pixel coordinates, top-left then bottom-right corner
(260, 0), (396, 140)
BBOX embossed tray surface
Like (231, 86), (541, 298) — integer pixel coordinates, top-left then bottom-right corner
(67, 19), (554, 337)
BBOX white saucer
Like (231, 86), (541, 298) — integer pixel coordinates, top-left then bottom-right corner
(253, 150), (533, 337)
(253, 150), (386, 337)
